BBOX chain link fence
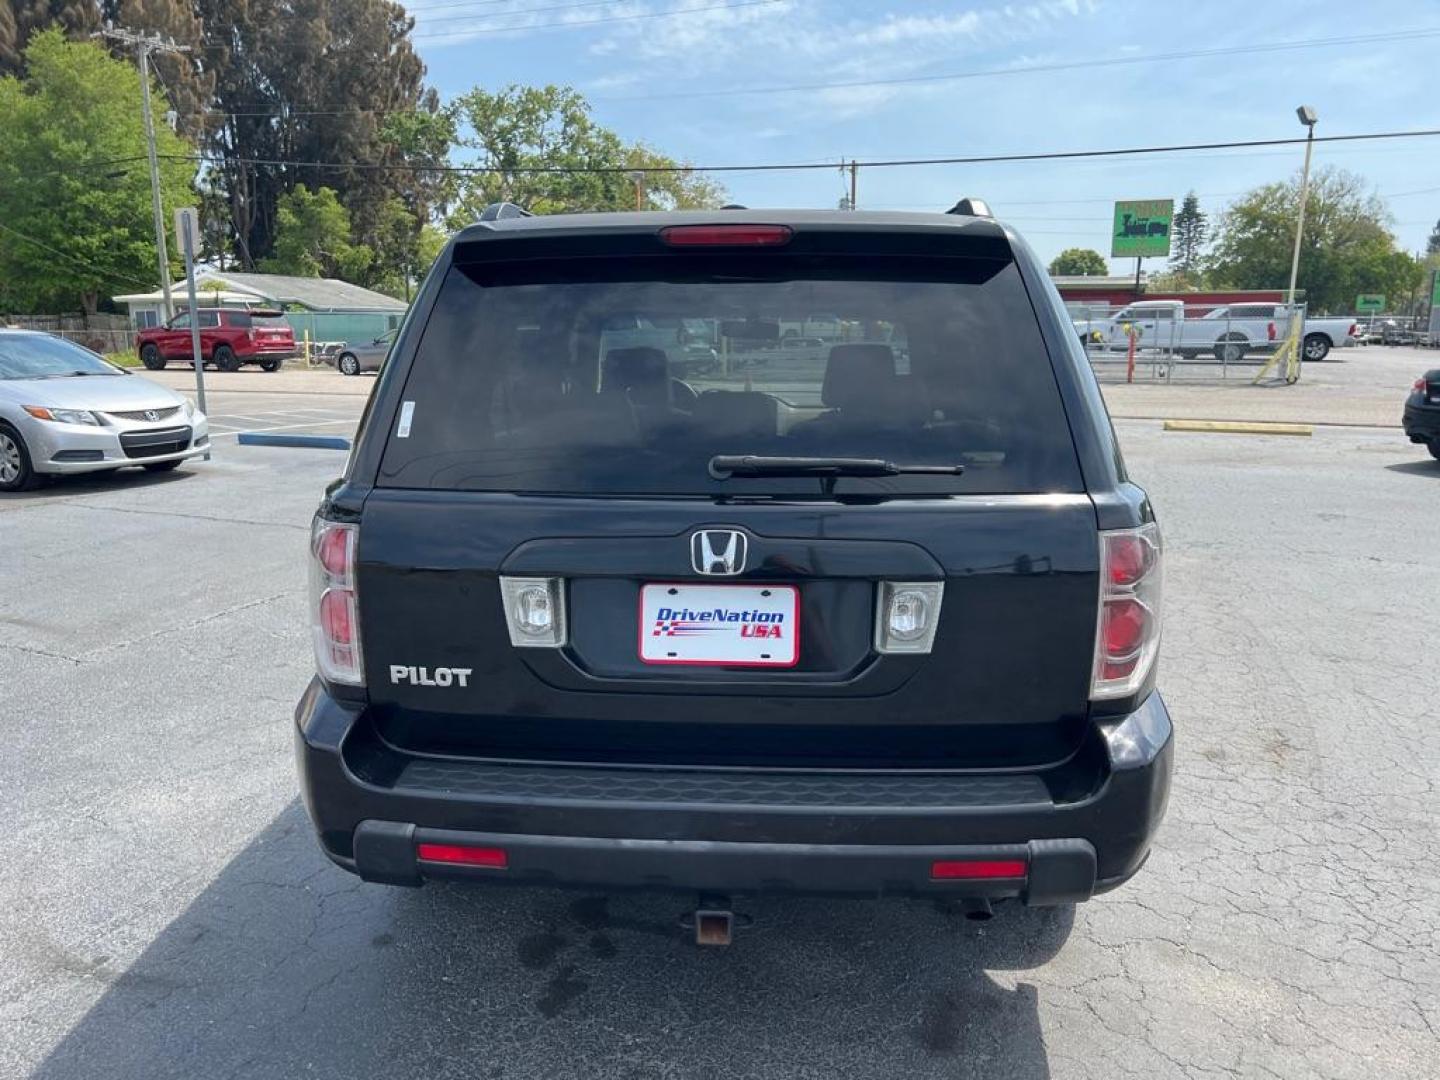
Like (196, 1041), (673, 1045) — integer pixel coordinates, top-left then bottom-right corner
(1, 314), (136, 355)
(1067, 301), (1314, 383)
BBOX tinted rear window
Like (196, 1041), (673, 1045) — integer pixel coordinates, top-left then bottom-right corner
(378, 254), (1081, 496)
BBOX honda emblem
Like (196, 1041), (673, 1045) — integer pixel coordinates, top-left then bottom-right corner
(143, 410), (159, 422)
(691, 530), (747, 576)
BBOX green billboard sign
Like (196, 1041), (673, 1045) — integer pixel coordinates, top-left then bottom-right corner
(1111, 199), (1174, 258)
(1355, 294), (1385, 313)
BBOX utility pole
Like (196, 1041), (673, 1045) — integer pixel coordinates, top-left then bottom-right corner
(96, 27), (190, 323)
(629, 170), (646, 211)
(1287, 106), (1319, 309)
(849, 160), (858, 211)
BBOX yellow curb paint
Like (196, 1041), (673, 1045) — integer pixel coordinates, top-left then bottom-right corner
(1162, 420), (1313, 436)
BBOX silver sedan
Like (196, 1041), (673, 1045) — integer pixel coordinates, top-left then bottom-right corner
(0, 330), (210, 493)
(334, 329), (395, 376)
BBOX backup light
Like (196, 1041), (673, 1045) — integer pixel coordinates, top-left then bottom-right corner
(1091, 522), (1163, 699)
(499, 576), (567, 648)
(875, 581), (944, 654)
(309, 518), (364, 685)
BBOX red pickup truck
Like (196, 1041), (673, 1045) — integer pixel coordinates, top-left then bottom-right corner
(136, 308), (296, 372)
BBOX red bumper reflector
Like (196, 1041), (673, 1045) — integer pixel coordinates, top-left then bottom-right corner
(930, 859), (1027, 880)
(416, 843), (508, 869)
(660, 224), (793, 247)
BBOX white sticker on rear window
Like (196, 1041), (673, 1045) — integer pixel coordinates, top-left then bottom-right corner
(397, 400), (415, 438)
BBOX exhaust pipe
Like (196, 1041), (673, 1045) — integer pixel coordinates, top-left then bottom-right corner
(960, 898), (994, 922)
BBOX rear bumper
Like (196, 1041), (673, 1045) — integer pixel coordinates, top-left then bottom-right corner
(294, 682), (1173, 903)
(1403, 397), (1440, 442)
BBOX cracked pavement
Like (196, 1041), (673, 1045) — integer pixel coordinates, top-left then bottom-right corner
(1, 418), (1437, 1079)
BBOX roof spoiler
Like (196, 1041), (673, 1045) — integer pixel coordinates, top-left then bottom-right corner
(477, 202), (533, 222)
(945, 198), (992, 218)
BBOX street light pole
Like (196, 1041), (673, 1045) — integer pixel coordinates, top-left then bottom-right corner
(1286, 106), (1318, 309)
(96, 26), (190, 323)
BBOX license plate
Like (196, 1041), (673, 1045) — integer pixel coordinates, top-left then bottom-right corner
(639, 583), (798, 667)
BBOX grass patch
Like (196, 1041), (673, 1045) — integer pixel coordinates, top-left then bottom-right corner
(108, 349), (141, 368)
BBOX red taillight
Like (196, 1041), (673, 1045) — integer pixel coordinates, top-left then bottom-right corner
(1415, 377), (1428, 392)
(319, 590), (353, 644)
(1092, 523), (1163, 700)
(416, 843), (508, 869)
(310, 518), (363, 685)
(1102, 597), (1147, 657)
(931, 859), (1027, 880)
(1106, 534), (1152, 587)
(317, 526), (351, 576)
(660, 224), (793, 247)
(1267, 321), (1276, 341)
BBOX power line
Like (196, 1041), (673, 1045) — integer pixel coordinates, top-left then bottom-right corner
(178, 25), (1440, 119)
(155, 127), (1440, 176)
(0, 220), (156, 291)
(411, 0), (786, 40)
(596, 27), (1440, 101)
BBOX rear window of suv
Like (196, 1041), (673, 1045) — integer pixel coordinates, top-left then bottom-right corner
(378, 253), (1082, 496)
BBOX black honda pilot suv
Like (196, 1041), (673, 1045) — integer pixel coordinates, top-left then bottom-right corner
(296, 205), (1172, 933)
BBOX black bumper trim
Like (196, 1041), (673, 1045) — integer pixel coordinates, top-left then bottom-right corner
(350, 819), (1097, 904)
(295, 679), (1173, 897)
(1403, 398), (1440, 442)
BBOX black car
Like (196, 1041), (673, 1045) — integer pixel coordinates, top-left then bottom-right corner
(295, 205), (1173, 940)
(1404, 370), (1440, 459)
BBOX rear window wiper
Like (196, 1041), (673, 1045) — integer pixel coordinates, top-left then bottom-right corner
(708, 454), (963, 481)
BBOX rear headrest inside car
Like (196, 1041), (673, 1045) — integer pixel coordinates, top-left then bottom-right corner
(822, 344), (897, 410)
(693, 391), (778, 439)
(603, 347), (669, 393)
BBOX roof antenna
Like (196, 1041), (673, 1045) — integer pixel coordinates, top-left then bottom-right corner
(946, 198), (992, 218)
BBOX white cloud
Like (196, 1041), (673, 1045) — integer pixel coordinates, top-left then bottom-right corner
(849, 12), (983, 48)
(586, 0), (1098, 119)
(413, 1), (649, 50)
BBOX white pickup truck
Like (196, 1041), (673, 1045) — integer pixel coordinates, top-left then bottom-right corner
(1076, 300), (1360, 362)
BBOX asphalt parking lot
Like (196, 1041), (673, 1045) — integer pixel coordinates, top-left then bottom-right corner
(3, 397), (1439, 1077)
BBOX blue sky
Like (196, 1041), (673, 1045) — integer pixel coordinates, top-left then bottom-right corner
(410, 0), (1440, 273)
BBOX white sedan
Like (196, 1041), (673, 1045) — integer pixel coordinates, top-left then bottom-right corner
(0, 330), (209, 493)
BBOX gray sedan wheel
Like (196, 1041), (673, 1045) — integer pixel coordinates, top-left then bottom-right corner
(0, 424), (40, 492)
(338, 353), (360, 376)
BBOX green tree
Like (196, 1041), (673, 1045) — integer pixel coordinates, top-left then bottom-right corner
(1207, 168), (1420, 313)
(195, 0), (434, 267)
(1048, 248), (1108, 276)
(1424, 218), (1440, 270)
(1169, 191), (1208, 278)
(448, 84), (724, 221)
(0, 31), (193, 313)
(101, 1), (215, 143)
(260, 184), (373, 282)
(0, 1), (99, 77)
